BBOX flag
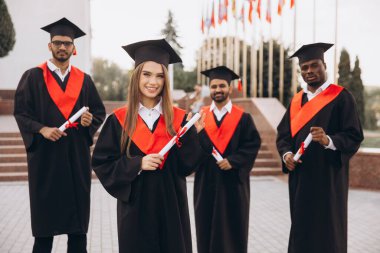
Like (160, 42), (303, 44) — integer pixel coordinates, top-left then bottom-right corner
(240, 3), (245, 30)
(266, 0), (272, 23)
(232, 0), (236, 18)
(218, 0), (223, 24)
(257, 0), (261, 19)
(278, 0), (285, 15)
(238, 79), (243, 91)
(248, 0), (254, 24)
(201, 15), (205, 33)
(290, 0), (295, 9)
(211, 0), (216, 28)
(224, 0), (229, 22)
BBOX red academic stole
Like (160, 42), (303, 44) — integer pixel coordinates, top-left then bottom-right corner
(203, 105), (244, 155)
(38, 62), (84, 120)
(114, 106), (186, 168)
(290, 84), (344, 137)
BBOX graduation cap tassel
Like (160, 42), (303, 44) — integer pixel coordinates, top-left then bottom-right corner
(237, 79), (242, 91)
(73, 48), (77, 56)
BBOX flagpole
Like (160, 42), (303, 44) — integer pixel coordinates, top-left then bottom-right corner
(334, 0), (338, 84)
(267, 0), (273, 98)
(279, 2), (284, 103)
(291, 0), (298, 95)
(313, 0), (316, 42)
(251, 20), (257, 97)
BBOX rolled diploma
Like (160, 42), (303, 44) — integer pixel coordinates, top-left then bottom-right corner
(58, 106), (88, 132)
(158, 113), (201, 156)
(293, 133), (313, 161)
(212, 147), (223, 162)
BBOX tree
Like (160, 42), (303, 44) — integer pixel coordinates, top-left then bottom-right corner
(338, 48), (351, 89)
(161, 10), (183, 56)
(0, 0), (16, 57)
(92, 58), (129, 101)
(174, 67), (197, 92)
(351, 56), (365, 125)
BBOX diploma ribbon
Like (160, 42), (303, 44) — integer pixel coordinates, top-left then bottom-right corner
(175, 127), (187, 148)
(65, 120), (79, 130)
(300, 142), (305, 155)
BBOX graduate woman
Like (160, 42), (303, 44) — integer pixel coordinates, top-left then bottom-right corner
(92, 39), (205, 253)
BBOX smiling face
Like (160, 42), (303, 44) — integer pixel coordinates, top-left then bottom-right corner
(48, 35), (75, 63)
(209, 78), (232, 105)
(138, 61), (165, 106)
(300, 59), (327, 88)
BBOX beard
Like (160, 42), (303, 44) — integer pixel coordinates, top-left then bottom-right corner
(211, 92), (228, 103)
(52, 50), (71, 62)
(307, 81), (322, 87)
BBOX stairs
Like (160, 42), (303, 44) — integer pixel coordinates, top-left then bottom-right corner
(0, 131), (281, 181)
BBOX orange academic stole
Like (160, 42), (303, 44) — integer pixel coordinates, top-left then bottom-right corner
(114, 106), (185, 168)
(203, 104), (244, 155)
(290, 84), (344, 137)
(38, 62), (84, 120)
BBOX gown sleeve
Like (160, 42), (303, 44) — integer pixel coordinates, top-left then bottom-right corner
(13, 70), (45, 150)
(226, 113), (261, 181)
(329, 90), (364, 166)
(91, 114), (142, 202)
(276, 106), (294, 173)
(81, 75), (106, 146)
(174, 114), (205, 177)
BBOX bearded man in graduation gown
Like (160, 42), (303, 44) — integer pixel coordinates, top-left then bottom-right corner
(276, 43), (363, 253)
(14, 18), (106, 253)
(193, 66), (261, 253)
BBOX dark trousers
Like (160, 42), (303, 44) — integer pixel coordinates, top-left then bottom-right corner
(32, 234), (87, 253)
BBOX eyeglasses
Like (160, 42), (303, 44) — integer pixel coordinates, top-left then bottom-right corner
(51, 40), (74, 47)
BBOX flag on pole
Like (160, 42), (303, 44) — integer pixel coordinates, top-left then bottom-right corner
(257, 0), (261, 19)
(290, 0), (295, 9)
(218, 0), (223, 24)
(248, 0), (254, 24)
(211, 0), (216, 28)
(232, 0), (237, 18)
(240, 2), (245, 30)
(278, 0), (285, 15)
(224, 0), (229, 22)
(266, 0), (272, 23)
(201, 15), (205, 33)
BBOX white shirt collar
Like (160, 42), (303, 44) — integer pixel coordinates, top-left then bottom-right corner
(209, 100), (232, 113)
(302, 80), (331, 95)
(47, 60), (71, 81)
(138, 97), (163, 115)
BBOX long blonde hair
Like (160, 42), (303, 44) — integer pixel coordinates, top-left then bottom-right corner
(121, 62), (176, 157)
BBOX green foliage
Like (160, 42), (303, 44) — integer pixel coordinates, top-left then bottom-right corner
(92, 58), (129, 101)
(364, 87), (380, 130)
(173, 65), (197, 92)
(0, 0), (16, 57)
(161, 10), (183, 56)
(351, 57), (365, 125)
(338, 48), (351, 89)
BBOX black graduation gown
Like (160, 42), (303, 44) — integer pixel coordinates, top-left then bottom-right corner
(91, 113), (202, 253)
(276, 89), (363, 253)
(194, 112), (261, 253)
(14, 67), (106, 237)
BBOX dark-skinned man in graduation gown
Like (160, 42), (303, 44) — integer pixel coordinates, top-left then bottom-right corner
(14, 18), (105, 253)
(276, 43), (363, 253)
(194, 66), (261, 253)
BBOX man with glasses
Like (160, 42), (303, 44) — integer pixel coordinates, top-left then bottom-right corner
(14, 17), (105, 253)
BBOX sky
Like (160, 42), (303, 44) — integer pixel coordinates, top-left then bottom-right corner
(91, 0), (380, 86)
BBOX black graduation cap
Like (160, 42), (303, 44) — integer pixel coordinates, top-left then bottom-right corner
(201, 66), (240, 84)
(122, 39), (182, 68)
(289, 43), (334, 64)
(41, 17), (86, 40)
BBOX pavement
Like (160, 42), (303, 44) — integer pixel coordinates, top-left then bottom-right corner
(0, 176), (379, 253)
